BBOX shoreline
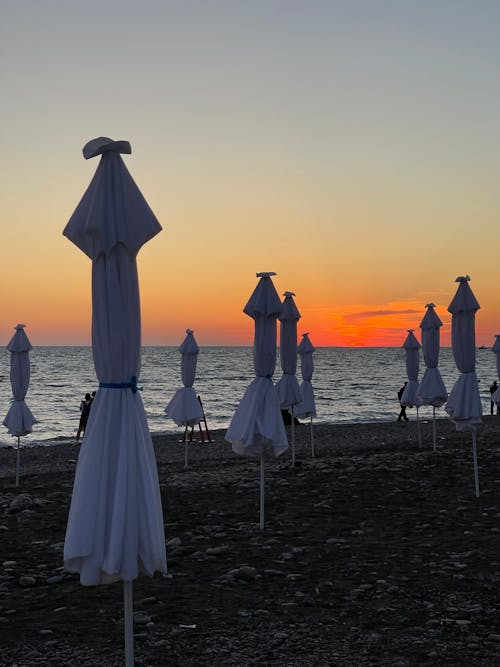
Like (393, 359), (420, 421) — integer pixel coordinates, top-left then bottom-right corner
(1, 416), (498, 481)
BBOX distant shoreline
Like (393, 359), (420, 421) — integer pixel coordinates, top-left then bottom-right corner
(2, 416), (498, 482)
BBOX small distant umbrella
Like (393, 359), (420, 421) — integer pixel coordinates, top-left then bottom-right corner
(276, 292), (302, 466)
(165, 329), (203, 467)
(401, 329), (423, 446)
(2, 324), (37, 486)
(492, 335), (500, 408)
(62, 137), (167, 666)
(294, 333), (317, 457)
(225, 272), (288, 530)
(417, 304), (448, 451)
(444, 275), (482, 497)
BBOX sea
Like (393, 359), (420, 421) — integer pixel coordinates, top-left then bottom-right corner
(0, 346), (497, 448)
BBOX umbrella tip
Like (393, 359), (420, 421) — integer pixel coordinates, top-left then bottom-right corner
(283, 291), (296, 297)
(82, 137), (132, 160)
(186, 328), (193, 334)
(425, 303), (435, 309)
(455, 274), (471, 283)
(15, 324), (26, 330)
(256, 271), (276, 278)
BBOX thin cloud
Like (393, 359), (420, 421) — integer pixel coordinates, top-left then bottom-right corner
(345, 309), (421, 321)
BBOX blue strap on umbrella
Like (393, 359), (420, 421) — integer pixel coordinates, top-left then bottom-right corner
(99, 376), (142, 393)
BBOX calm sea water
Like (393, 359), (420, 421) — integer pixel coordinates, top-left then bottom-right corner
(0, 346), (497, 447)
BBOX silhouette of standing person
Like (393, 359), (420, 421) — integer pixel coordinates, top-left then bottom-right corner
(397, 382), (409, 422)
(490, 380), (498, 415)
(76, 393), (92, 443)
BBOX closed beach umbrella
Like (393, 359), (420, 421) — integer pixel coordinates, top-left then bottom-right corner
(276, 292), (302, 466)
(2, 324), (37, 486)
(401, 329), (423, 446)
(492, 335), (500, 407)
(294, 333), (317, 457)
(225, 272), (288, 530)
(165, 329), (203, 466)
(62, 137), (167, 666)
(417, 304), (448, 451)
(444, 275), (482, 497)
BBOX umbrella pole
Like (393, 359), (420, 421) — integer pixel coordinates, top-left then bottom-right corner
(310, 416), (315, 458)
(291, 406), (295, 466)
(184, 437), (188, 468)
(472, 432), (480, 498)
(124, 580), (134, 667)
(260, 455), (265, 531)
(432, 407), (437, 452)
(417, 407), (421, 448)
(15, 436), (20, 487)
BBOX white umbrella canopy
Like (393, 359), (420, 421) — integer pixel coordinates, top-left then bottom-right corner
(3, 324), (37, 437)
(225, 272), (288, 458)
(444, 276), (482, 430)
(225, 272), (288, 531)
(276, 292), (302, 466)
(417, 304), (447, 451)
(62, 138), (167, 664)
(492, 335), (500, 406)
(400, 330), (422, 408)
(165, 329), (203, 427)
(277, 292), (302, 409)
(295, 333), (317, 419)
(3, 324), (37, 486)
(401, 329), (423, 446)
(295, 333), (317, 457)
(417, 305), (447, 407)
(165, 329), (203, 467)
(444, 275), (482, 497)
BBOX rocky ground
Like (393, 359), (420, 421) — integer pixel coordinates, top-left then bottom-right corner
(0, 417), (499, 666)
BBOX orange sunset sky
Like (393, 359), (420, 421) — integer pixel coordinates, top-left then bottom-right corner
(2, 2), (499, 347)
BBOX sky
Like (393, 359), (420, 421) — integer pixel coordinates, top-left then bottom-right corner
(1, 1), (499, 347)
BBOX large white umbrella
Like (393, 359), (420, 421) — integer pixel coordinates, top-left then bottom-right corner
(417, 304), (448, 451)
(62, 137), (167, 666)
(444, 275), (482, 497)
(401, 329), (423, 446)
(276, 291), (302, 466)
(294, 333), (317, 457)
(165, 328), (203, 467)
(492, 335), (500, 408)
(225, 272), (288, 530)
(2, 324), (37, 486)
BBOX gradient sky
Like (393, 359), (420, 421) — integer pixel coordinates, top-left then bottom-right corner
(2, 1), (499, 346)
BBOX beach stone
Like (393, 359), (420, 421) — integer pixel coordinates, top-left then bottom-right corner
(19, 576), (36, 587)
(206, 545), (229, 556)
(167, 537), (181, 548)
(234, 566), (258, 581)
(133, 611), (151, 625)
(8, 495), (33, 512)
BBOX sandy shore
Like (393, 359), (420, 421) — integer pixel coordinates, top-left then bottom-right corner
(0, 417), (499, 666)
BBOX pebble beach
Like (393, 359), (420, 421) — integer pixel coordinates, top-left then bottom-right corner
(1, 417), (499, 666)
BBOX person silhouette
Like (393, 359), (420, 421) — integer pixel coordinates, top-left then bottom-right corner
(76, 393), (92, 443)
(397, 382), (409, 422)
(490, 380), (499, 415)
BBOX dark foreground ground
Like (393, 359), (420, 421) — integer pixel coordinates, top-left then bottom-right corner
(0, 417), (499, 666)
